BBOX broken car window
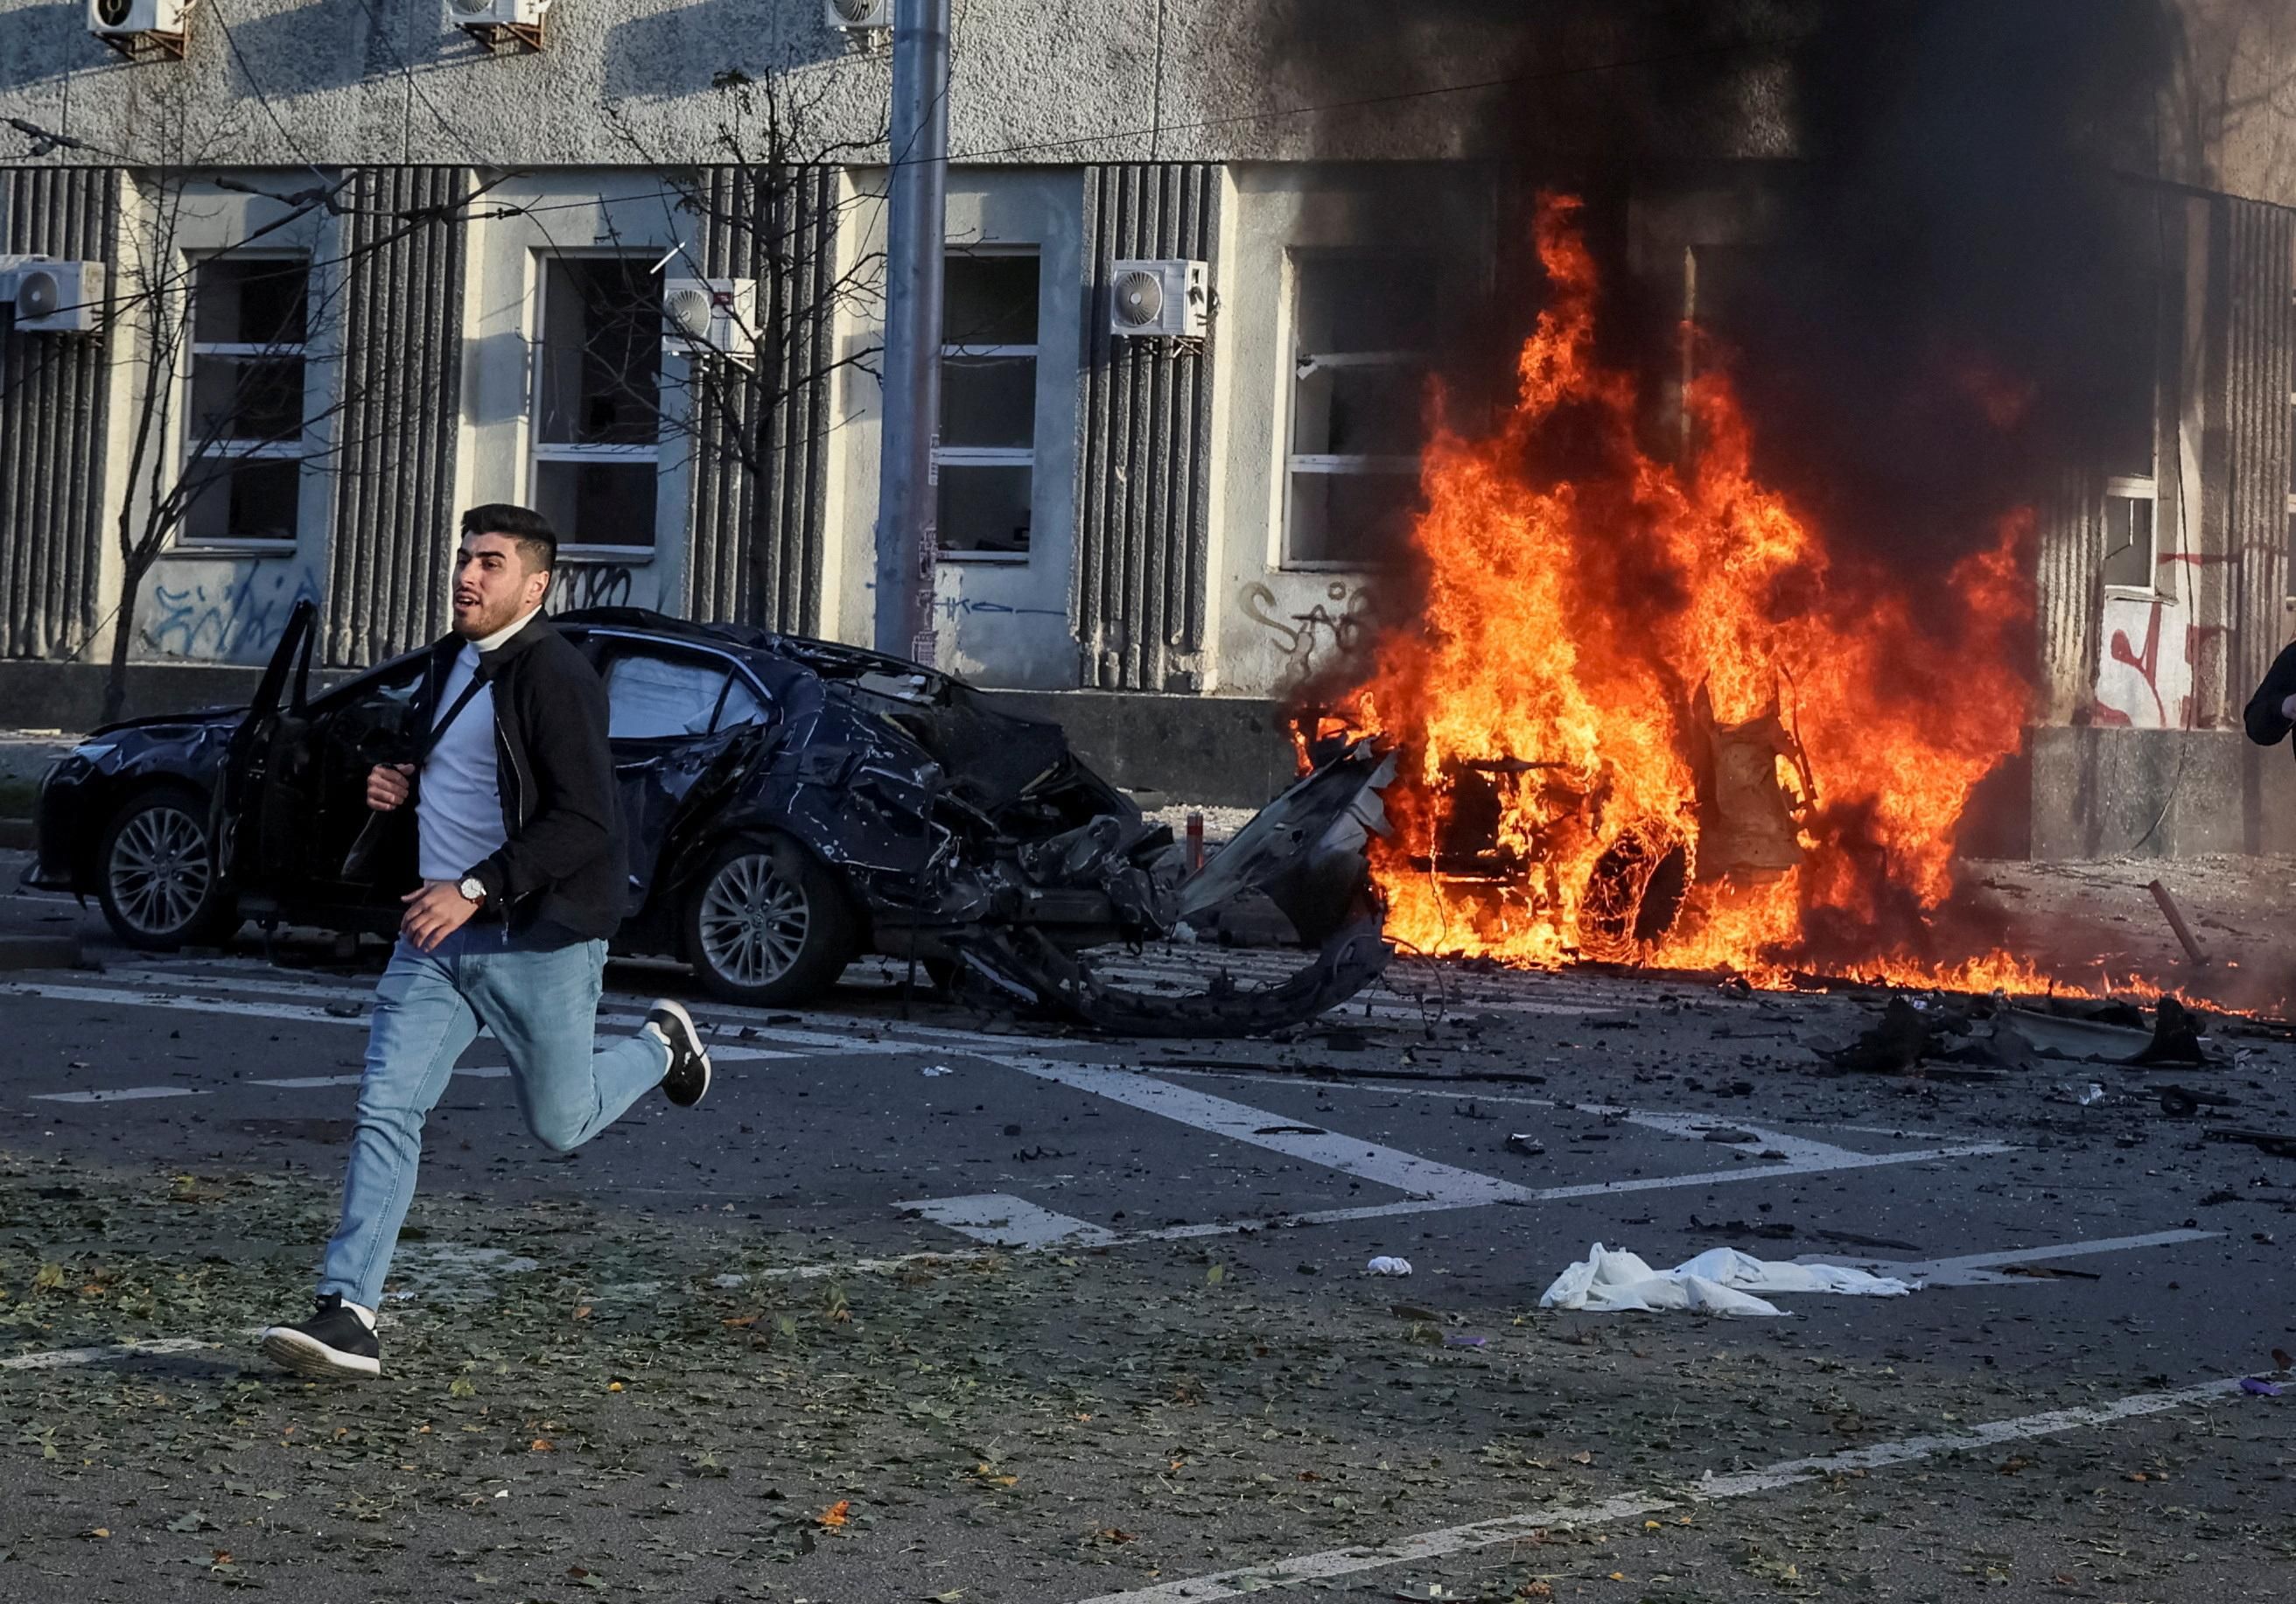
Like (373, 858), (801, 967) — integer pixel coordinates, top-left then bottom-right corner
(604, 654), (732, 741)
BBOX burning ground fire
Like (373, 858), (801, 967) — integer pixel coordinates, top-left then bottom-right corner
(1310, 193), (2055, 993)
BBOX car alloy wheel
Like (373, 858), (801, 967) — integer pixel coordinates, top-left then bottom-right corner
(102, 794), (223, 945)
(696, 850), (811, 990)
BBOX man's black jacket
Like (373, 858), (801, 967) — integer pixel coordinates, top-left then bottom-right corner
(2244, 639), (2296, 752)
(414, 614), (624, 940)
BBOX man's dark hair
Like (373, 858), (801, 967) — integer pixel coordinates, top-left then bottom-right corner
(460, 503), (558, 577)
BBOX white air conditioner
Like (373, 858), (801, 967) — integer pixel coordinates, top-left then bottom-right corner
(825, 0), (891, 29)
(0, 255), (50, 298)
(87, 0), (191, 50)
(449, 0), (549, 45)
(1110, 258), (1208, 339)
(662, 277), (758, 363)
(10, 260), (106, 334)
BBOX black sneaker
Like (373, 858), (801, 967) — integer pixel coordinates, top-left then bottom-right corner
(260, 1294), (381, 1380)
(648, 998), (712, 1107)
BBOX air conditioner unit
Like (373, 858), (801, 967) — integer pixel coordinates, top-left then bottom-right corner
(825, 0), (891, 29)
(662, 277), (758, 363)
(0, 255), (50, 298)
(1110, 258), (1208, 339)
(87, 0), (192, 54)
(449, 0), (549, 49)
(10, 260), (106, 334)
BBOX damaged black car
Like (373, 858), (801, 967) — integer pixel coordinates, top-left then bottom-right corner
(30, 600), (1390, 1033)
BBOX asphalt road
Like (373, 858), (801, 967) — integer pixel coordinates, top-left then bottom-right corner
(3, 847), (2292, 1603)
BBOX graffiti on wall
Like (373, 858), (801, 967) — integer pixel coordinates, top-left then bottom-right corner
(2092, 592), (2198, 729)
(142, 565), (323, 663)
(1239, 579), (1373, 683)
(547, 564), (636, 614)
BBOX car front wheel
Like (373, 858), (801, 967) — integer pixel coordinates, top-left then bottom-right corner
(683, 835), (857, 1006)
(96, 785), (238, 950)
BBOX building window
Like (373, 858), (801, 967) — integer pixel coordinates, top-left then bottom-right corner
(934, 249), (1039, 560)
(1284, 253), (1446, 568)
(532, 256), (660, 553)
(180, 256), (308, 549)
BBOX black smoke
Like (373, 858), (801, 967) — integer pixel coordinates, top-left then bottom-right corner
(1260, 0), (2186, 569)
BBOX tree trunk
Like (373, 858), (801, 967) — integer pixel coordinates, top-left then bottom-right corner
(100, 559), (150, 727)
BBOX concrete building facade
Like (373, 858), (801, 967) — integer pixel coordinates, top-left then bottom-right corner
(4, 0), (2296, 834)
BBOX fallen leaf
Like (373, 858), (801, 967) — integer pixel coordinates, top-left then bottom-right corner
(818, 1500), (850, 1528)
(530, 1439), (554, 1453)
(1570, 1451), (1593, 1466)
(80, 1528), (109, 1540)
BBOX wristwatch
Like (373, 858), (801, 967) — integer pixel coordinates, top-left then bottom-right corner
(456, 876), (487, 907)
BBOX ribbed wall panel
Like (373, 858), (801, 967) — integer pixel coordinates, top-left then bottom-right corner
(683, 165), (835, 633)
(2226, 198), (2296, 701)
(1076, 164), (1217, 692)
(0, 167), (116, 661)
(2035, 465), (2107, 724)
(324, 167), (469, 668)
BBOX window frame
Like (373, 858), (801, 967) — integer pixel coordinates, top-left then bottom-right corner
(528, 250), (665, 563)
(175, 251), (312, 555)
(933, 246), (1042, 565)
(2100, 472), (2160, 595)
(1278, 252), (1437, 572)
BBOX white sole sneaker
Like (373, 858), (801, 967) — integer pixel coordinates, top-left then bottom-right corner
(260, 1327), (382, 1380)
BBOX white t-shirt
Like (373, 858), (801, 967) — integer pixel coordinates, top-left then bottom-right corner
(416, 609), (539, 883)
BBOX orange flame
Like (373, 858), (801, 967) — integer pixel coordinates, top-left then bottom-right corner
(1333, 194), (2040, 990)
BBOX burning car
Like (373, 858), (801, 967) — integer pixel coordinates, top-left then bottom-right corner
(30, 600), (1390, 1032)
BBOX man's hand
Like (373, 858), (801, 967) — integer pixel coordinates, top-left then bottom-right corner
(401, 880), (479, 951)
(368, 763), (415, 812)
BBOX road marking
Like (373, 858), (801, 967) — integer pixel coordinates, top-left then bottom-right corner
(1, 1336), (222, 1370)
(3, 978), (973, 1064)
(1160, 1067), (1977, 1147)
(998, 1057), (1530, 1205)
(28, 1085), (206, 1104)
(252, 1075), (366, 1089)
(1068, 1376), (2250, 1603)
(1811, 1229), (2223, 1287)
(897, 1194), (1119, 1249)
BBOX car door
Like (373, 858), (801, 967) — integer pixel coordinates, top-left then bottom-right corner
(591, 638), (776, 914)
(216, 598), (319, 903)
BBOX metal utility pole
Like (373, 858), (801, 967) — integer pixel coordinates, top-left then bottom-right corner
(872, 0), (952, 664)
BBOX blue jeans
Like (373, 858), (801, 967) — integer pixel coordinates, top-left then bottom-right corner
(318, 923), (669, 1309)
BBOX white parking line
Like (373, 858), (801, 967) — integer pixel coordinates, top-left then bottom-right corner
(1069, 1376), (2250, 1603)
(1812, 1229), (2223, 1287)
(1, 1336), (223, 1370)
(4, 977), (990, 1063)
(29, 1085), (206, 1104)
(897, 1194), (1118, 1249)
(999, 1057), (1530, 1206)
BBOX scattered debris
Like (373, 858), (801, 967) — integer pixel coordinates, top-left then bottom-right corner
(1537, 1243), (1913, 1317)
(1687, 1215), (1797, 1242)
(2159, 1084), (2239, 1118)
(2205, 1128), (2296, 1159)
(2146, 879), (2208, 967)
(1366, 1257), (1413, 1277)
(1505, 1134), (1547, 1156)
(1995, 1264), (2104, 1281)
(2238, 1378), (2284, 1397)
